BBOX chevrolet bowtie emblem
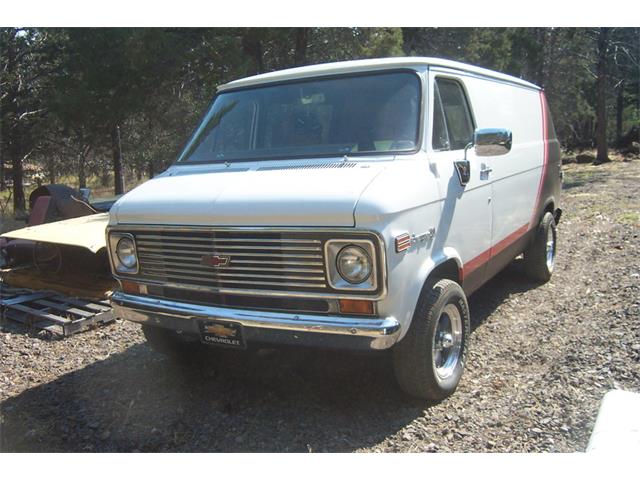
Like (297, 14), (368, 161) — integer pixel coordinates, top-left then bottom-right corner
(204, 324), (237, 338)
(200, 254), (230, 267)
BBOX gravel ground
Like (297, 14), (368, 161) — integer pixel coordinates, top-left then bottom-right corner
(1, 159), (638, 452)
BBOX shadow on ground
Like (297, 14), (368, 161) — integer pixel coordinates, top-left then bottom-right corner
(561, 168), (612, 191)
(1, 262), (542, 453)
(0, 343), (429, 452)
(468, 258), (541, 332)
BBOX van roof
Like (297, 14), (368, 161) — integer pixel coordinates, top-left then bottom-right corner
(218, 57), (541, 92)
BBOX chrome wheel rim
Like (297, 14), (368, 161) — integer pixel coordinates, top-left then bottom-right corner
(545, 225), (556, 272)
(433, 303), (463, 381)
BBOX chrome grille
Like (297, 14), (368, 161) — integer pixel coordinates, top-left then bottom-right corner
(131, 230), (329, 292)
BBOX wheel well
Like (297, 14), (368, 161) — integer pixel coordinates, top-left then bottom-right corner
(536, 201), (555, 226)
(427, 259), (461, 286)
(544, 201), (555, 215)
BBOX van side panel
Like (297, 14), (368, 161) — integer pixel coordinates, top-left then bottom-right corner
(463, 77), (543, 249)
(453, 76), (563, 291)
(483, 91), (562, 283)
(530, 91), (562, 228)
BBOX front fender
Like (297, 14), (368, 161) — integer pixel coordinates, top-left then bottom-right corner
(376, 225), (464, 343)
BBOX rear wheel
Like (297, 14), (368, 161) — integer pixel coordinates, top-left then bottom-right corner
(523, 211), (556, 282)
(393, 279), (470, 400)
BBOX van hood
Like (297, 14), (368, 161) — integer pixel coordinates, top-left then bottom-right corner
(112, 161), (387, 227)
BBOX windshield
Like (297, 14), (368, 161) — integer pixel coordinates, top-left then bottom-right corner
(177, 71), (421, 163)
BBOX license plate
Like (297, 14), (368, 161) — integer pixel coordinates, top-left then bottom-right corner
(199, 320), (246, 349)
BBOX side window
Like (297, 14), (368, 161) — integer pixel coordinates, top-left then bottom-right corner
(432, 84), (450, 150)
(435, 78), (474, 150)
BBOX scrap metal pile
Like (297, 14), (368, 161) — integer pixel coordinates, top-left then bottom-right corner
(0, 184), (117, 337)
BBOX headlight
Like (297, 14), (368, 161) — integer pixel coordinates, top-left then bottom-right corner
(325, 238), (379, 292)
(116, 237), (137, 269)
(336, 245), (372, 284)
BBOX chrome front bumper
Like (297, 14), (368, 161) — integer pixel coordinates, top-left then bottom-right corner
(111, 292), (401, 350)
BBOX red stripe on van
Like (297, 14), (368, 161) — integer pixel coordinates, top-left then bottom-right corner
(530, 90), (549, 229)
(462, 91), (548, 282)
(491, 223), (529, 258)
(462, 249), (491, 280)
(461, 223), (529, 280)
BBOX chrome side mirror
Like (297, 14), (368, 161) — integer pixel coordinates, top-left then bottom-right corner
(474, 128), (512, 157)
(456, 128), (512, 187)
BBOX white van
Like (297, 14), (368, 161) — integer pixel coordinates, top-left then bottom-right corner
(108, 57), (562, 400)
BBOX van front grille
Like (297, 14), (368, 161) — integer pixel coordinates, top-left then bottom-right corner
(130, 230), (330, 293)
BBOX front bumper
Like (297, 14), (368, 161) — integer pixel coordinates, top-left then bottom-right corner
(111, 291), (401, 350)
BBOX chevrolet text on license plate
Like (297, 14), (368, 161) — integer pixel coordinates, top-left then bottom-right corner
(199, 320), (246, 349)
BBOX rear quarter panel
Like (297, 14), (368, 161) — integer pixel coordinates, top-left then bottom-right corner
(462, 76), (544, 244)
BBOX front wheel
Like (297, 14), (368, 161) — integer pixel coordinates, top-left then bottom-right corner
(392, 279), (470, 400)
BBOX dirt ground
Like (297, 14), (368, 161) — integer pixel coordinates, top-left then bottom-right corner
(1, 159), (638, 452)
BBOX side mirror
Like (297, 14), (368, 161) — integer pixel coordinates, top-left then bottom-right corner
(474, 128), (512, 157)
(454, 160), (471, 186)
(455, 128), (512, 187)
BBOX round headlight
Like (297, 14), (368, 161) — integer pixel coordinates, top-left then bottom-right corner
(116, 237), (137, 269)
(336, 245), (372, 284)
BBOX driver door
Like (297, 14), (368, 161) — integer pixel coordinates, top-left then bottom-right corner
(429, 74), (493, 293)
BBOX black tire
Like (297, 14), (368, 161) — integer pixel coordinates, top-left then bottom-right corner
(392, 279), (470, 400)
(523, 211), (556, 283)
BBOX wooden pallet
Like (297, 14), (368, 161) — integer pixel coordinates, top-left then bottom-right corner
(0, 284), (114, 337)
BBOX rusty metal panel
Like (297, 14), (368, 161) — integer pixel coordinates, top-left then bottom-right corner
(0, 213), (109, 253)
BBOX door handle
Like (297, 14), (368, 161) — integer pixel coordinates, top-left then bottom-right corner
(480, 164), (492, 175)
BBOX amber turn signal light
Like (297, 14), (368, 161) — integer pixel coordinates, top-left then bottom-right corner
(338, 299), (374, 315)
(120, 280), (147, 295)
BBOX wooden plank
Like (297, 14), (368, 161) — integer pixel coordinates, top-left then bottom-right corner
(7, 303), (72, 324)
(3, 309), (64, 335)
(32, 299), (94, 318)
(0, 291), (55, 306)
(50, 296), (112, 312)
(64, 310), (114, 335)
(4, 305), (113, 336)
(0, 287), (32, 296)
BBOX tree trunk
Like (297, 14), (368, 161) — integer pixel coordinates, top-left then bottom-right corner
(293, 28), (310, 66)
(616, 80), (624, 145)
(595, 27), (610, 164)
(111, 125), (125, 194)
(78, 154), (87, 189)
(0, 154), (5, 191)
(101, 170), (110, 187)
(241, 30), (264, 74)
(77, 144), (91, 189)
(47, 156), (56, 184)
(11, 151), (26, 215)
(535, 27), (547, 87)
